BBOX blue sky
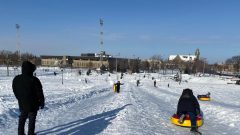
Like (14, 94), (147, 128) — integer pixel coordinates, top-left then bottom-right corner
(0, 0), (240, 63)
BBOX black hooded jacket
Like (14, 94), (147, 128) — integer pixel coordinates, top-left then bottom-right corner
(12, 61), (45, 112)
(177, 89), (200, 115)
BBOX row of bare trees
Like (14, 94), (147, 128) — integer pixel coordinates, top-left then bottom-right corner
(0, 50), (41, 66)
(225, 55), (240, 73)
(1, 50), (239, 75)
(139, 54), (240, 75)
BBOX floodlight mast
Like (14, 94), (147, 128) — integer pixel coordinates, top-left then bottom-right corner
(16, 24), (21, 65)
(99, 18), (104, 68)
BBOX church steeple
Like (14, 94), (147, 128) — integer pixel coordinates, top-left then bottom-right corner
(195, 48), (200, 60)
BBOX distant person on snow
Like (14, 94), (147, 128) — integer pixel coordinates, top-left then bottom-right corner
(12, 61), (45, 135)
(177, 88), (200, 133)
(154, 80), (156, 87)
(121, 73), (124, 79)
(116, 81), (124, 93)
(78, 70), (81, 75)
(197, 92), (211, 99)
(136, 80), (140, 86)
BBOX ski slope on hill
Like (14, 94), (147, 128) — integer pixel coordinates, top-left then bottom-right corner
(0, 67), (240, 135)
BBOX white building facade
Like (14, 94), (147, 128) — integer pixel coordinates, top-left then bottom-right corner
(169, 55), (197, 62)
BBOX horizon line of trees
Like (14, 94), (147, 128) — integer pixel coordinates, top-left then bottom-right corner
(0, 50), (239, 74)
(0, 50), (41, 66)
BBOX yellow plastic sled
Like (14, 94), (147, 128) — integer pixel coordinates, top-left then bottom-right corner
(171, 114), (203, 127)
(113, 84), (116, 92)
(197, 95), (211, 101)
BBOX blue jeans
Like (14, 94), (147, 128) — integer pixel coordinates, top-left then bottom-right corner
(188, 112), (197, 127)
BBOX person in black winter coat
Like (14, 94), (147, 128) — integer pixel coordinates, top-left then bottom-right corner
(136, 80), (140, 86)
(12, 61), (45, 135)
(177, 88), (200, 132)
(116, 81), (124, 93)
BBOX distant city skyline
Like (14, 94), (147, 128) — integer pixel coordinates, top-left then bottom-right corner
(0, 0), (240, 63)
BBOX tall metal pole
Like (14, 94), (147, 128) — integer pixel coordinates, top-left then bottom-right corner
(61, 69), (63, 84)
(203, 58), (206, 75)
(6, 54), (9, 76)
(99, 18), (104, 68)
(116, 57), (118, 72)
(115, 53), (120, 72)
(16, 24), (21, 66)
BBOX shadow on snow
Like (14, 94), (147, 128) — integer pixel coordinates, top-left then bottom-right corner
(37, 104), (132, 135)
(210, 100), (240, 111)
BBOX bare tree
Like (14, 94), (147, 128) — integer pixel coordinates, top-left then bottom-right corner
(149, 55), (163, 72)
(226, 55), (240, 73)
(140, 60), (150, 72)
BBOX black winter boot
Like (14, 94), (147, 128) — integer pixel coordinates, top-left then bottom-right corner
(190, 127), (198, 132)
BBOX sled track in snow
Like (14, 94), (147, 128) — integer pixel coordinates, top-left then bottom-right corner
(45, 87), (111, 111)
(0, 86), (111, 129)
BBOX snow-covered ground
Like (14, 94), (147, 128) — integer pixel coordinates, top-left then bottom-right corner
(0, 67), (239, 135)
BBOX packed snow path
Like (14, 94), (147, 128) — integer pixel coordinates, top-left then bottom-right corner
(0, 68), (240, 135)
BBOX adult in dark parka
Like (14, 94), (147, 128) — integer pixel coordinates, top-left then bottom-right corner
(116, 81), (124, 93)
(12, 61), (45, 135)
(136, 80), (140, 86)
(177, 88), (200, 132)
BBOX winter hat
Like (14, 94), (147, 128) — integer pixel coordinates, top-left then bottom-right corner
(22, 61), (36, 76)
(181, 88), (193, 98)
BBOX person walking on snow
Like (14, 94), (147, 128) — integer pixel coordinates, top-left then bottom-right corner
(154, 80), (156, 87)
(12, 61), (45, 135)
(136, 80), (140, 86)
(116, 81), (124, 93)
(177, 88), (200, 133)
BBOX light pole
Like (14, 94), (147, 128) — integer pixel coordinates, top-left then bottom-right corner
(116, 57), (118, 73)
(115, 53), (120, 72)
(99, 18), (104, 69)
(16, 24), (21, 66)
(202, 58), (206, 75)
(6, 54), (9, 76)
(115, 53), (120, 81)
(61, 69), (63, 84)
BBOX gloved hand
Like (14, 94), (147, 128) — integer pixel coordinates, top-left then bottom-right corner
(39, 102), (45, 109)
(40, 105), (44, 109)
(196, 109), (200, 115)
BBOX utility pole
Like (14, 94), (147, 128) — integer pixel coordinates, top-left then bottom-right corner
(203, 58), (206, 75)
(116, 57), (118, 72)
(16, 24), (21, 66)
(6, 54), (9, 76)
(115, 53), (120, 81)
(115, 53), (120, 72)
(61, 69), (64, 84)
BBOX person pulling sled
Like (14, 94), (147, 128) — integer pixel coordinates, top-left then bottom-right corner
(115, 81), (124, 93)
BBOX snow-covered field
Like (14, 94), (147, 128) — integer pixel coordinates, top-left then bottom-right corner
(0, 67), (240, 135)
